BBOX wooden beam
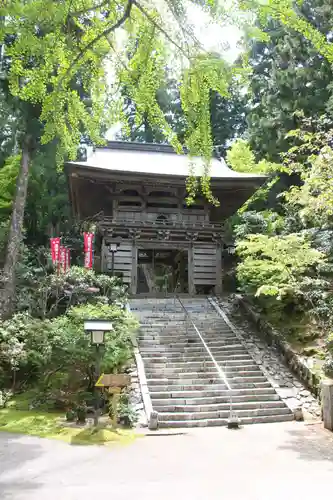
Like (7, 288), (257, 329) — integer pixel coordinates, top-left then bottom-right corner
(131, 242), (138, 295)
(188, 244), (195, 296)
(136, 241), (190, 250)
(74, 177), (81, 220)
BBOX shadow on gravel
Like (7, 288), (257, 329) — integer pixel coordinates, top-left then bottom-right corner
(279, 425), (333, 463)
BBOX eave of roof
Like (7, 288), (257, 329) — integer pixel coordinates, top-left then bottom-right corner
(67, 143), (266, 182)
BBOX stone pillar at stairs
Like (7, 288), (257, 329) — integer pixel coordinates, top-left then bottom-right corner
(321, 379), (333, 431)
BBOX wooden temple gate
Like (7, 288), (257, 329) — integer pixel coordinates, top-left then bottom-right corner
(100, 218), (224, 296)
(66, 141), (265, 295)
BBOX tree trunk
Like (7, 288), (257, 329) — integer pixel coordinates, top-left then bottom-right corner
(1, 137), (31, 319)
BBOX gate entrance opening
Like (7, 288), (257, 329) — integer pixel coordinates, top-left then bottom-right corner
(137, 248), (188, 295)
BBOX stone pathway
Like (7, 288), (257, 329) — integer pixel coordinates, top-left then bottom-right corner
(218, 296), (322, 419)
(1, 422), (333, 499)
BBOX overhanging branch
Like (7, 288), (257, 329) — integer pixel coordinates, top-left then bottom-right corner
(132, 0), (189, 59)
(59, 0), (133, 86)
(71, 0), (112, 18)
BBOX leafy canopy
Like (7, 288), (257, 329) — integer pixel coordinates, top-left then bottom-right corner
(2, 0), (333, 201)
(282, 119), (333, 227)
(226, 139), (282, 174)
(236, 233), (324, 299)
(0, 0), (245, 203)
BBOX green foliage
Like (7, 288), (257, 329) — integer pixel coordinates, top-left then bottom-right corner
(108, 392), (138, 428)
(0, 301), (137, 410)
(230, 110), (333, 377)
(0, 408), (137, 443)
(226, 139), (256, 172)
(181, 55), (237, 204)
(0, 0), (251, 202)
(0, 260), (138, 413)
(121, 78), (187, 144)
(0, 219), (9, 265)
(245, 1), (333, 161)
(233, 210), (283, 240)
(285, 146), (333, 226)
(0, 313), (53, 387)
(210, 87), (247, 156)
(16, 265), (127, 319)
(236, 233), (324, 300)
(240, 0), (333, 63)
(0, 155), (20, 216)
(226, 139), (282, 174)
(0, 150), (70, 246)
(0, 390), (12, 409)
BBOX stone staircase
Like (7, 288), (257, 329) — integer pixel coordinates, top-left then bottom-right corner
(130, 297), (294, 428)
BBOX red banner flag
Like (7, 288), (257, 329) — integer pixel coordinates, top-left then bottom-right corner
(50, 238), (60, 267)
(59, 246), (66, 273)
(84, 233), (94, 269)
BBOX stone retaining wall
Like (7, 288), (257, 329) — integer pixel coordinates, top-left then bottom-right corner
(235, 294), (322, 398)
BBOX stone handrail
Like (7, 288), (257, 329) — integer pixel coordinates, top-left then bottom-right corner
(126, 302), (158, 430)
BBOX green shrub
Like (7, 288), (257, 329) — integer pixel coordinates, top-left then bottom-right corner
(0, 390), (12, 408)
(236, 233), (326, 333)
(16, 265), (128, 318)
(108, 392), (138, 428)
(237, 233), (324, 299)
(0, 313), (53, 388)
(0, 302), (138, 410)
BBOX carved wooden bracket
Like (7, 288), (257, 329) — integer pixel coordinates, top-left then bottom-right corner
(157, 230), (170, 240)
(185, 232), (199, 241)
(212, 232), (224, 243)
(128, 228), (142, 240)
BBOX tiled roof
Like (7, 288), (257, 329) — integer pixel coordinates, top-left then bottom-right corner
(69, 142), (266, 180)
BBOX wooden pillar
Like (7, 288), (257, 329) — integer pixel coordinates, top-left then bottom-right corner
(188, 244), (195, 296)
(215, 241), (223, 295)
(130, 241), (138, 295)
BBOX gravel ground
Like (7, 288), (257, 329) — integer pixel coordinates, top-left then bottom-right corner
(1, 421), (333, 500)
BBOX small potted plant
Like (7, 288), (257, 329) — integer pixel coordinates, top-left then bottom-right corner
(76, 404), (87, 424)
(65, 408), (76, 422)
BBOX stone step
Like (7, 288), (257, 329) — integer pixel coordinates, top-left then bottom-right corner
(140, 350), (250, 362)
(132, 298), (291, 428)
(139, 337), (237, 345)
(139, 319), (228, 325)
(138, 332), (234, 340)
(145, 369), (263, 378)
(158, 407), (292, 422)
(139, 347), (245, 355)
(151, 393), (281, 405)
(143, 359), (260, 372)
(141, 350), (250, 360)
(147, 375), (268, 386)
(158, 413), (294, 428)
(139, 339), (237, 348)
(155, 400), (287, 413)
(142, 359), (253, 370)
(144, 351), (252, 367)
(140, 326), (232, 334)
(140, 351), (245, 359)
(148, 381), (272, 392)
(150, 387), (277, 399)
(140, 339), (238, 347)
(140, 345), (244, 353)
